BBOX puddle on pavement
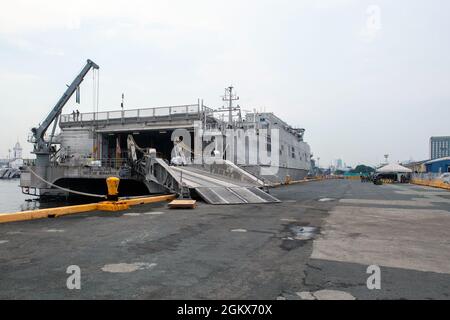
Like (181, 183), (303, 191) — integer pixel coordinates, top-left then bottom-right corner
(288, 226), (318, 240)
(280, 224), (319, 251)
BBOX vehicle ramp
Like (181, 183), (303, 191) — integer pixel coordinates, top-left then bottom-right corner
(195, 186), (279, 204)
(168, 164), (280, 205)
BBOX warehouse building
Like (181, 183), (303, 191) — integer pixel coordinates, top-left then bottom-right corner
(424, 157), (450, 173)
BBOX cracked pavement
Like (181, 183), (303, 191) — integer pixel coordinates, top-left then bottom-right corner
(1, 180), (449, 299)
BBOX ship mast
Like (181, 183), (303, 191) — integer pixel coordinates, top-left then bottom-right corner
(222, 86), (239, 126)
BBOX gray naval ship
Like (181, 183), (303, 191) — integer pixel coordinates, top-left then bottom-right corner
(20, 60), (311, 204)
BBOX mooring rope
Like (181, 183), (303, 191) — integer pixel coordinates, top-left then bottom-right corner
(26, 166), (107, 199)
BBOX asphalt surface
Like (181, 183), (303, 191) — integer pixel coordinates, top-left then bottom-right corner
(0, 179), (449, 299)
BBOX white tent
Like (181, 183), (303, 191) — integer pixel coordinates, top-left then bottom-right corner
(376, 163), (412, 173)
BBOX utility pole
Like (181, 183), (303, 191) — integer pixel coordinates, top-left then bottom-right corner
(222, 86), (239, 125)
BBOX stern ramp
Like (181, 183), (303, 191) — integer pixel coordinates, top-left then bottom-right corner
(164, 163), (280, 205)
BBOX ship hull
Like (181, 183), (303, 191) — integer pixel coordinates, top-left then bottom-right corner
(242, 166), (309, 183)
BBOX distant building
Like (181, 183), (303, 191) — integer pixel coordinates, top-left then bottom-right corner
(342, 166), (352, 172)
(401, 160), (428, 173)
(334, 158), (344, 170)
(424, 157), (450, 174)
(13, 142), (22, 160)
(430, 136), (450, 159)
(2, 142), (24, 169)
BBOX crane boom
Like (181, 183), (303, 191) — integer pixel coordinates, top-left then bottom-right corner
(31, 59), (99, 166)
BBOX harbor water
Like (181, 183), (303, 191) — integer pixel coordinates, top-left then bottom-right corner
(0, 179), (52, 213)
(0, 179), (33, 213)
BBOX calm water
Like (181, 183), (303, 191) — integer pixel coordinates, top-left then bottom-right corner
(0, 179), (62, 213)
(0, 179), (35, 213)
(0, 179), (101, 213)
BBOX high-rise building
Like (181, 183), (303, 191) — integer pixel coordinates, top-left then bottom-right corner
(430, 136), (450, 159)
(336, 159), (344, 170)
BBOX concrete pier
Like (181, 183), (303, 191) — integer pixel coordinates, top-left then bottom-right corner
(1, 180), (450, 299)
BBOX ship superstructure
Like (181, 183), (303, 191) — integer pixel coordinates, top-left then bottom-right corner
(20, 60), (311, 203)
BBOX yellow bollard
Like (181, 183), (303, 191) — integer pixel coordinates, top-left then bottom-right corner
(106, 176), (120, 201)
(284, 175), (292, 185)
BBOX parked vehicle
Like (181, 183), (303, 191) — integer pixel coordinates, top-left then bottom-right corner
(373, 174), (383, 185)
(438, 173), (450, 184)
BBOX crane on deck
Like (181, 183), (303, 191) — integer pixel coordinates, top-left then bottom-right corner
(30, 59), (99, 167)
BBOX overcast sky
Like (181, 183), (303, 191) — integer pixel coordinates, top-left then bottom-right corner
(0, 0), (449, 167)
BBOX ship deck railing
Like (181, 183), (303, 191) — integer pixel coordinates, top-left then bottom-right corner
(60, 104), (214, 126)
(56, 157), (129, 171)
